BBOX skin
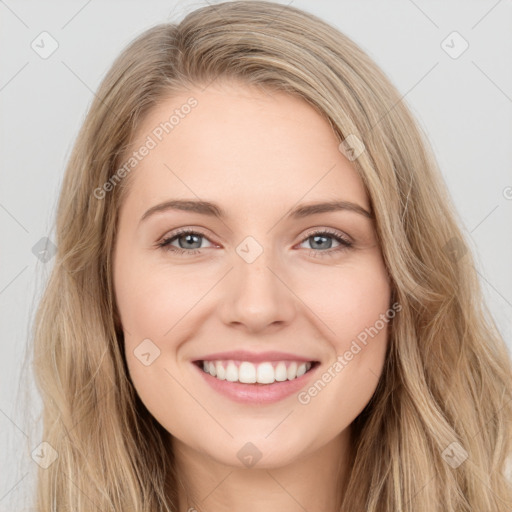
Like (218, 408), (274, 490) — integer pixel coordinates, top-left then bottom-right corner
(113, 80), (392, 512)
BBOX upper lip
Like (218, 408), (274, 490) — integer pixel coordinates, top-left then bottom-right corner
(193, 350), (318, 364)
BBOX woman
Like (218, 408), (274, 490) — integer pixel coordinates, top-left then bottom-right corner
(31, 1), (512, 510)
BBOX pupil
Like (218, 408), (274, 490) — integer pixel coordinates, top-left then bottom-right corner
(181, 234), (201, 249)
(311, 235), (331, 250)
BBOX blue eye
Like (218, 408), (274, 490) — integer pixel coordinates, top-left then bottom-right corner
(157, 229), (213, 255)
(157, 228), (353, 257)
(299, 229), (353, 257)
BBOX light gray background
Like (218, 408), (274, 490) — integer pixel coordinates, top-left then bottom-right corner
(1, 1), (511, 509)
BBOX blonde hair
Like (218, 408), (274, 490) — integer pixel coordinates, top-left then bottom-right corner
(30, 1), (512, 510)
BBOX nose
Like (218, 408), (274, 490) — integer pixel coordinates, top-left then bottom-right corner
(217, 246), (297, 333)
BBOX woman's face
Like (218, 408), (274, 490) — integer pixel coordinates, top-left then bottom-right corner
(113, 81), (392, 468)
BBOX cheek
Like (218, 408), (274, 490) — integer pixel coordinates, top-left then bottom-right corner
(114, 258), (198, 430)
(293, 255), (392, 436)
(297, 252), (391, 346)
(114, 254), (216, 410)
(114, 253), (204, 340)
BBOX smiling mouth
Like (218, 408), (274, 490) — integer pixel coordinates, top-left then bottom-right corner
(193, 359), (320, 385)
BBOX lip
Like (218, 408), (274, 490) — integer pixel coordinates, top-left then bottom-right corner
(192, 359), (320, 405)
(193, 350), (317, 364)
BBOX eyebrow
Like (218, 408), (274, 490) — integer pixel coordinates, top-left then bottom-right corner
(139, 198), (373, 224)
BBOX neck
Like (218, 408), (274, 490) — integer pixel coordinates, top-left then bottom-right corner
(171, 426), (352, 512)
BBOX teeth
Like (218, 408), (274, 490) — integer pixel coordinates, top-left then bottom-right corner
(216, 361), (226, 380)
(296, 363), (306, 377)
(287, 362), (297, 380)
(275, 362), (288, 381)
(256, 362), (275, 384)
(226, 361), (238, 382)
(200, 360), (313, 384)
(239, 361), (256, 383)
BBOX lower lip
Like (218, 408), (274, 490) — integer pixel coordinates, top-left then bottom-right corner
(192, 362), (319, 404)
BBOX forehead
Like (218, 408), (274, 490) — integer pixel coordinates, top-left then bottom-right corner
(120, 82), (369, 217)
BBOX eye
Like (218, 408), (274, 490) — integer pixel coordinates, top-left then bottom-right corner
(297, 229), (353, 258)
(157, 229), (214, 255)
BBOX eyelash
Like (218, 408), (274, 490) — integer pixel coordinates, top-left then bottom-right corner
(156, 228), (353, 258)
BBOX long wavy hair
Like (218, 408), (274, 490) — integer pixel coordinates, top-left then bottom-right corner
(30, 1), (512, 510)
